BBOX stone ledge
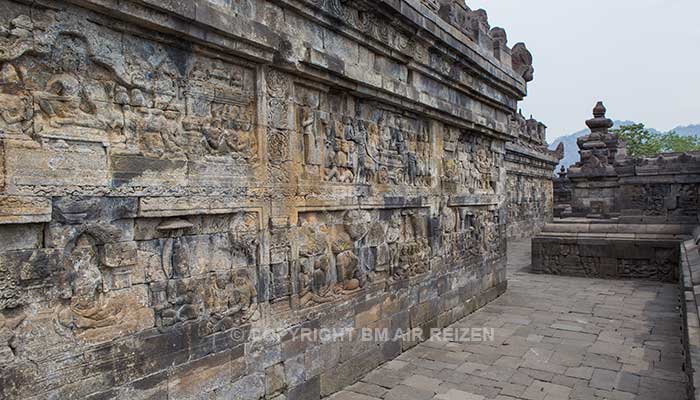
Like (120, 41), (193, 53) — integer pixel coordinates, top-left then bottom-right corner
(681, 238), (700, 399)
(532, 223), (683, 283)
(545, 219), (697, 236)
(505, 142), (561, 165)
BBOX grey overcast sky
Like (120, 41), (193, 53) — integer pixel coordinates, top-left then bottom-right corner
(465, 0), (700, 141)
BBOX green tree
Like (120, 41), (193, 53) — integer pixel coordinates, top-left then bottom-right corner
(611, 124), (700, 157)
(611, 123), (661, 157)
(658, 131), (700, 153)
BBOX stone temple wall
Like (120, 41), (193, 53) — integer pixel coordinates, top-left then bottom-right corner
(0, 1), (552, 399)
(504, 115), (561, 239)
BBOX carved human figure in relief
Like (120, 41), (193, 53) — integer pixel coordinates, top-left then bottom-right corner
(415, 128), (431, 185)
(393, 212), (430, 279)
(232, 270), (259, 323)
(299, 255), (335, 307)
(362, 122), (381, 183)
(475, 147), (494, 191)
(57, 234), (126, 333)
(54, 229), (153, 342)
(36, 74), (99, 129)
(0, 63), (32, 135)
(298, 226), (335, 307)
(210, 269), (259, 328)
(440, 200), (457, 235)
(351, 122), (370, 184)
(0, 15), (34, 62)
(323, 119), (354, 183)
(134, 94), (185, 159)
(331, 210), (370, 294)
(32, 34), (126, 142)
(301, 107), (321, 166)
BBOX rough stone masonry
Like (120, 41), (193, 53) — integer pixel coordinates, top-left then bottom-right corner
(0, 1), (560, 399)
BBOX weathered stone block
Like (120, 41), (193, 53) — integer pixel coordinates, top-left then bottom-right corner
(167, 350), (234, 400)
(102, 241), (138, 268)
(289, 375), (321, 400)
(0, 224), (42, 252)
(0, 196), (51, 224)
(266, 363), (287, 396)
(5, 140), (110, 191)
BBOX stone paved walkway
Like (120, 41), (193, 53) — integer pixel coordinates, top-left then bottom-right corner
(328, 240), (687, 400)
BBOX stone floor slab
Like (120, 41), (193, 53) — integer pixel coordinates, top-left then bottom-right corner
(326, 240), (687, 399)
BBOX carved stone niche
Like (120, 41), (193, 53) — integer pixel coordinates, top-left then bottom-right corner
(294, 207), (432, 307)
(136, 211), (263, 334)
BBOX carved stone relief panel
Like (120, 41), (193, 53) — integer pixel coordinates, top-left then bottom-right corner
(438, 203), (500, 263)
(294, 207), (431, 308)
(676, 184), (700, 219)
(293, 89), (433, 188)
(55, 228), (153, 343)
(182, 57), (257, 160)
(626, 184), (667, 216)
(533, 239), (679, 283)
(0, 197), (153, 347)
(621, 183), (700, 221)
(506, 174), (550, 227)
(120, 34), (258, 165)
(304, 0), (416, 55)
(0, 198), (264, 350)
(442, 127), (501, 194)
(0, 7), (260, 193)
(136, 211), (262, 333)
(0, 10), (134, 146)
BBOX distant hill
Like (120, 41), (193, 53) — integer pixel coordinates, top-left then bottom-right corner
(548, 122), (700, 171)
(672, 124), (700, 137)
